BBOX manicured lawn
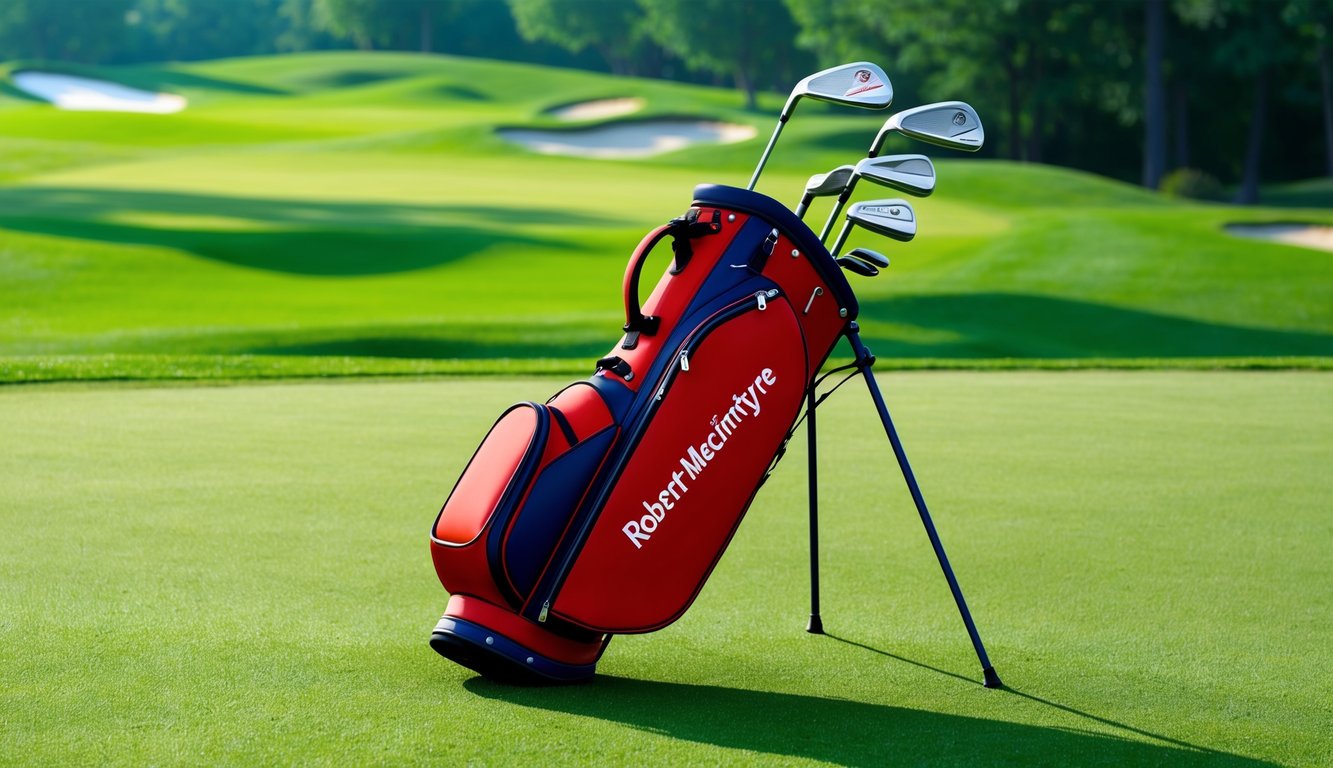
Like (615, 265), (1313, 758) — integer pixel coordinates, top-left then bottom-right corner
(2, 372), (1327, 765)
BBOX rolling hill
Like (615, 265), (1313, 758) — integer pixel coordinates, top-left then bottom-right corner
(0, 52), (1329, 382)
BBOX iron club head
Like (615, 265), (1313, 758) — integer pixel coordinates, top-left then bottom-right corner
(748, 62), (893, 190)
(854, 154), (936, 197)
(848, 199), (917, 242)
(846, 247), (889, 269)
(805, 164), (857, 197)
(816, 155), (935, 241)
(869, 101), (984, 156)
(782, 62), (894, 118)
(827, 198), (917, 255)
(795, 164), (856, 218)
(835, 256), (879, 277)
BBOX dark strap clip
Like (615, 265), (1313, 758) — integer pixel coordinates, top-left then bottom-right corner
(620, 314), (660, 350)
(595, 355), (634, 381)
(668, 207), (723, 274)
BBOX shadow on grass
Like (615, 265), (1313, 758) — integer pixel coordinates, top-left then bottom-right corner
(436, 84), (489, 101)
(0, 187), (621, 276)
(114, 68), (289, 97)
(1259, 178), (1333, 209)
(463, 674), (1272, 766)
(242, 292), (1329, 360)
(858, 293), (1333, 358)
(7, 62), (286, 98)
(825, 634), (1219, 757)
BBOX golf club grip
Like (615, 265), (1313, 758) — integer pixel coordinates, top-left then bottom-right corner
(622, 223), (675, 336)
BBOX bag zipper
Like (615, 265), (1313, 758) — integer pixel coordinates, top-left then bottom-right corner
(534, 289), (780, 623)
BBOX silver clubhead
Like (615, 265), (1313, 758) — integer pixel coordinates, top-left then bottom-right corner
(871, 101), (984, 155)
(855, 154), (936, 197)
(848, 199), (917, 242)
(783, 61), (894, 117)
(846, 247), (889, 268)
(750, 62), (893, 190)
(805, 164), (857, 197)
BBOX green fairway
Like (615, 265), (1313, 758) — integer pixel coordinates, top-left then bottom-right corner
(2, 372), (1328, 766)
(1, 52), (1330, 382)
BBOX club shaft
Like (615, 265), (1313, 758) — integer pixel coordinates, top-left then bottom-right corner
(818, 179), (858, 242)
(794, 193), (814, 219)
(827, 220), (853, 257)
(747, 117), (788, 191)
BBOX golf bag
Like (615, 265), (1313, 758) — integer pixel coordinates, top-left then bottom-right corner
(429, 183), (859, 683)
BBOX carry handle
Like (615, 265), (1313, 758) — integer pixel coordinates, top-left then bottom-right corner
(621, 209), (723, 350)
(621, 224), (674, 349)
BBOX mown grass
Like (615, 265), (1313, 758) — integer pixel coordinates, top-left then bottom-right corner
(1, 372), (1328, 765)
(0, 52), (1329, 383)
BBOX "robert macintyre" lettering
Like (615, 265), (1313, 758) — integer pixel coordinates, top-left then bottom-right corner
(622, 367), (777, 549)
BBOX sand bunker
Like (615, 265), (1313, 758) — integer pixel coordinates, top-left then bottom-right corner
(499, 119), (756, 159)
(549, 97), (644, 122)
(1225, 223), (1333, 253)
(11, 71), (186, 114)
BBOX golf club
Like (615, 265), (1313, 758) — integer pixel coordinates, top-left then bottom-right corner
(794, 164), (855, 218)
(846, 247), (889, 268)
(817, 154), (936, 241)
(828, 199), (917, 256)
(868, 101), (984, 157)
(747, 62), (893, 191)
(835, 256), (879, 277)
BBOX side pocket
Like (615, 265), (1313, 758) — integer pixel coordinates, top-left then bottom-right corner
(430, 403), (550, 609)
(432, 403), (547, 547)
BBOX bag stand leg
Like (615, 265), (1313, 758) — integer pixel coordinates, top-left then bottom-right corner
(820, 322), (1003, 689)
(805, 387), (824, 634)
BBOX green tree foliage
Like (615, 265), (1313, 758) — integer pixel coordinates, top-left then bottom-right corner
(315, 0), (452, 52)
(1175, 0), (1318, 202)
(1283, 0), (1333, 175)
(126, 0), (324, 62)
(786, 0), (1327, 196)
(509, 0), (652, 75)
(0, 0), (135, 63)
(638, 0), (805, 109)
(785, 0), (1137, 164)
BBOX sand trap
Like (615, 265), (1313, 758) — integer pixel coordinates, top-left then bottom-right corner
(498, 119), (756, 159)
(549, 97), (644, 122)
(1225, 223), (1333, 253)
(11, 71), (186, 114)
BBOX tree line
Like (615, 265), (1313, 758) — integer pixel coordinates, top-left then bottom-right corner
(1, 0), (1328, 200)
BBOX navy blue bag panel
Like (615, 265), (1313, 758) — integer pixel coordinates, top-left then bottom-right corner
(500, 427), (618, 598)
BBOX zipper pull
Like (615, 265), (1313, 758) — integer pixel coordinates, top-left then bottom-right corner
(756, 291), (767, 311)
(679, 351), (690, 372)
(538, 600), (550, 623)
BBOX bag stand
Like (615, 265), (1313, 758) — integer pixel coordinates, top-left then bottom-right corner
(805, 321), (1003, 689)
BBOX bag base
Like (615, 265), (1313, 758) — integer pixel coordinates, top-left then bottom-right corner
(429, 594), (602, 685)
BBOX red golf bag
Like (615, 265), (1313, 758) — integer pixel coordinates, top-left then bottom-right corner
(428, 184), (859, 683)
